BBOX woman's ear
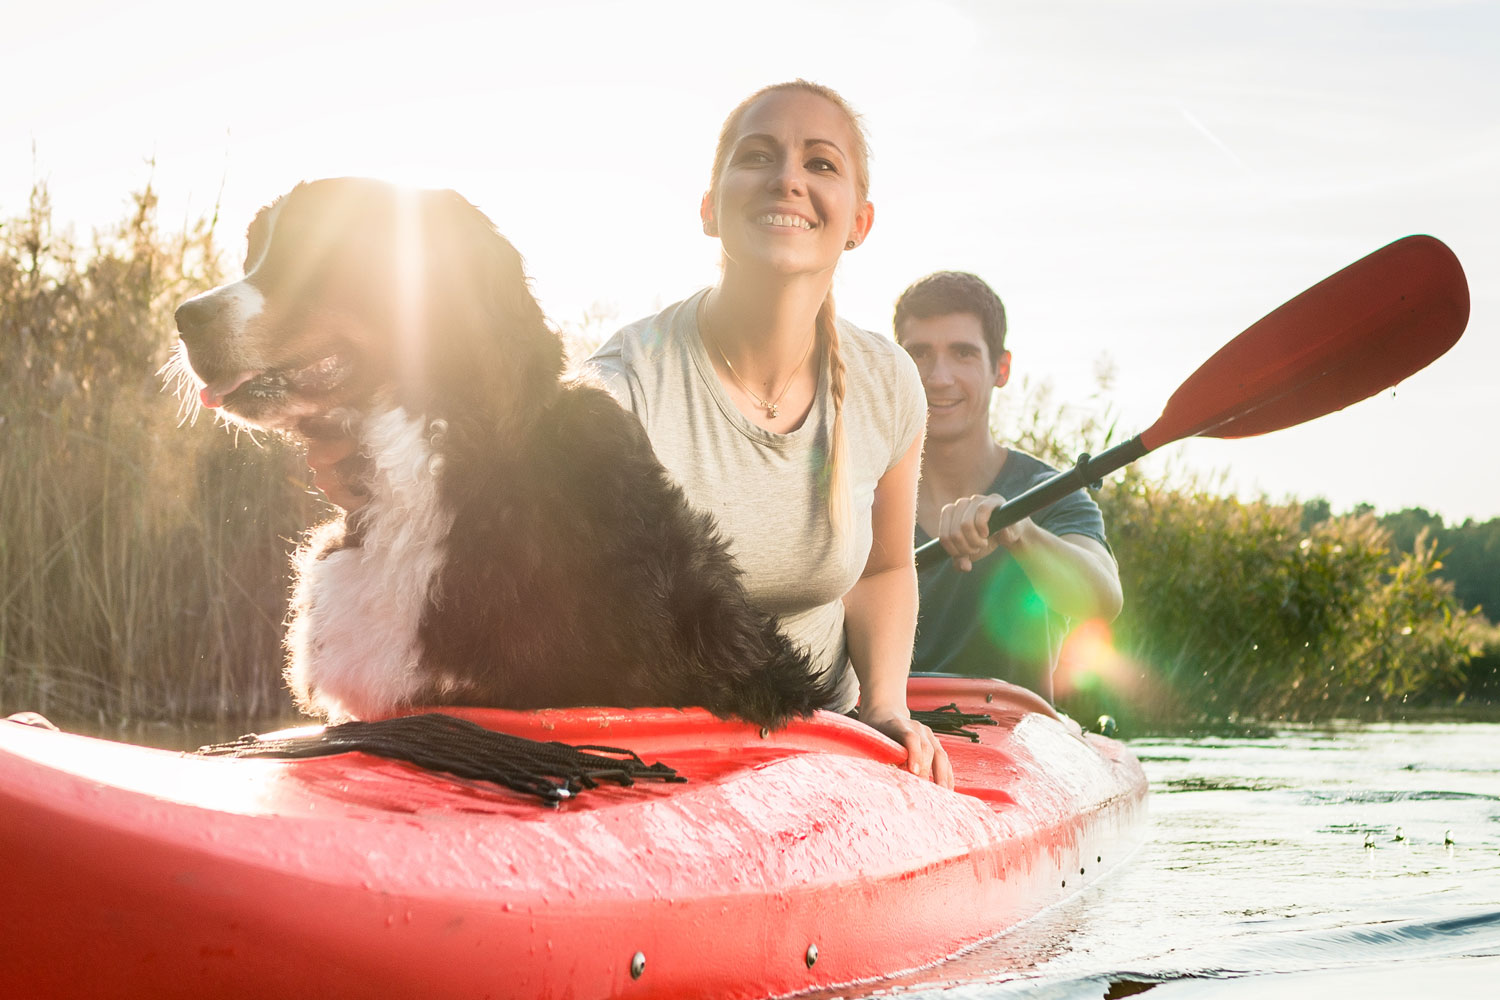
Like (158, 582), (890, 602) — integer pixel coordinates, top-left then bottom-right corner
(700, 191), (719, 237)
(847, 200), (874, 248)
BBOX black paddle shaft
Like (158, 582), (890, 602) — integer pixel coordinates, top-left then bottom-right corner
(913, 435), (1149, 572)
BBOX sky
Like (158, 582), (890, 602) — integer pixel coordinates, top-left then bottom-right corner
(6, 0), (1496, 522)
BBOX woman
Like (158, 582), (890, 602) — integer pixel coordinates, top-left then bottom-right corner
(586, 81), (950, 786)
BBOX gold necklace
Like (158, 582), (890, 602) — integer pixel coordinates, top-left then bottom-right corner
(701, 298), (817, 420)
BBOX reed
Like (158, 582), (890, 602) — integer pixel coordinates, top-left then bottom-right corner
(1, 181), (317, 729)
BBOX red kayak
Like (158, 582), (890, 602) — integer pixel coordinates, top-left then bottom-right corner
(0, 677), (1146, 999)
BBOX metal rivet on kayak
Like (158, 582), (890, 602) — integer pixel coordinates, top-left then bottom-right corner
(630, 952), (645, 979)
(1061, 880), (1067, 888)
(805, 944), (818, 968)
(985, 693), (993, 703)
(760, 727), (770, 739)
(1097, 855), (1102, 863)
(1080, 867), (1086, 875)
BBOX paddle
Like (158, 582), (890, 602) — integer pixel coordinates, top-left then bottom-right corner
(914, 234), (1471, 571)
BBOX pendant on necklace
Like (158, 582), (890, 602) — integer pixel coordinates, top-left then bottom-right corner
(765, 403), (779, 418)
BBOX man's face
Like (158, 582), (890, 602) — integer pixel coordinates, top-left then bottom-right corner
(899, 312), (1010, 445)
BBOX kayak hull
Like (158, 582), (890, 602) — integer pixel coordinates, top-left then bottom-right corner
(0, 677), (1147, 999)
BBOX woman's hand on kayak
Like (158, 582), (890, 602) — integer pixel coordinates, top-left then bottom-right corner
(861, 708), (954, 789)
(937, 493), (1030, 572)
(303, 426), (370, 512)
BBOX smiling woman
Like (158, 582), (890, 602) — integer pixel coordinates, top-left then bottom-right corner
(585, 80), (953, 788)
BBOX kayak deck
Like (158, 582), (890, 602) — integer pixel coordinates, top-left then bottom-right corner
(0, 677), (1147, 999)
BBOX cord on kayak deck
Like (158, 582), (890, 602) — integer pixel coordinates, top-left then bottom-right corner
(197, 713), (685, 806)
(910, 704), (999, 743)
(849, 703), (999, 743)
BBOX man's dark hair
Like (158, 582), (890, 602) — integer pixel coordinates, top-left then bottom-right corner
(892, 271), (1008, 362)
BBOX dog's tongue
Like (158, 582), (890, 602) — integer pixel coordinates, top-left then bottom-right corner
(199, 372), (257, 409)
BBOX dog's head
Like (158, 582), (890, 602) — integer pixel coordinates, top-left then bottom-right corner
(171, 177), (563, 434)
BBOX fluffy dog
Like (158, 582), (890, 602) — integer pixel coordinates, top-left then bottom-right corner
(170, 177), (839, 728)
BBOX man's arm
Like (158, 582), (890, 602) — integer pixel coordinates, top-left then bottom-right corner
(936, 494), (1123, 622)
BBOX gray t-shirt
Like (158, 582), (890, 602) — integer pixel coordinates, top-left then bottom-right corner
(585, 290), (926, 712)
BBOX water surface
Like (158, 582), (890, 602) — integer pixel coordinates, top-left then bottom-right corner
(830, 722), (1500, 999)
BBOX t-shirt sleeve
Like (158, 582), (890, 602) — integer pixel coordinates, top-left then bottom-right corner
(581, 346), (646, 422)
(887, 340), (926, 473)
(1003, 454), (1110, 548)
(1034, 483), (1109, 547)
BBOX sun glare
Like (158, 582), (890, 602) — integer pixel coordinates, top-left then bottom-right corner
(395, 185), (426, 386)
(1053, 619), (1144, 702)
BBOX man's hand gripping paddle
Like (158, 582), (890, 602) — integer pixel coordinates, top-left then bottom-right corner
(914, 235), (1471, 571)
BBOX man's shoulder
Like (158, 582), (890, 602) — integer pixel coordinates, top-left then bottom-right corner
(993, 448), (1062, 492)
(995, 447), (1108, 540)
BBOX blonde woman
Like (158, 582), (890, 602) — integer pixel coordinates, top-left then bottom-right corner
(587, 81), (950, 786)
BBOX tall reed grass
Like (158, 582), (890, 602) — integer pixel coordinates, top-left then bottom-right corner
(1, 182), (318, 729)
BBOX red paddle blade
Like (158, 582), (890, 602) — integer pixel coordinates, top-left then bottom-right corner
(1140, 235), (1469, 450)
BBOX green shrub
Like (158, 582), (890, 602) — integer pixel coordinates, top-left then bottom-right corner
(1002, 376), (1487, 724)
(1075, 478), (1480, 723)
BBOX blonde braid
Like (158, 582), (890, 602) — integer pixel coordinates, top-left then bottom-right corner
(818, 295), (851, 536)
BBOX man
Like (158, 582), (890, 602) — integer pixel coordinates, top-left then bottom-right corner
(894, 272), (1122, 700)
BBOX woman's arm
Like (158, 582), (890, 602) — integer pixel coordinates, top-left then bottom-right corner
(843, 435), (954, 788)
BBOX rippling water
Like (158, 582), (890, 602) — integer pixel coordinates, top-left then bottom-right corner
(834, 721), (1500, 999)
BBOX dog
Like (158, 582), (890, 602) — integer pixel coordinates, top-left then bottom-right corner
(170, 177), (840, 728)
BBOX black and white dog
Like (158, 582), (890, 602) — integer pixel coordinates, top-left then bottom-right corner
(171, 178), (838, 728)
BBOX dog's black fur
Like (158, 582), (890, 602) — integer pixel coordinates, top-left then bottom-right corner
(173, 177), (841, 728)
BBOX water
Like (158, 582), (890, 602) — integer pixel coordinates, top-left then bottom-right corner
(828, 721), (1500, 999)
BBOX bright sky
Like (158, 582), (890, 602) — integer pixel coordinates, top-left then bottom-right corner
(7, 0), (1497, 522)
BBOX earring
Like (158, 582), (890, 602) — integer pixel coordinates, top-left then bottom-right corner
(845, 240), (857, 250)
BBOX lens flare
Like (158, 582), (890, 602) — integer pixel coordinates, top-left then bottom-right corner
(1054, 619), (1140, 700)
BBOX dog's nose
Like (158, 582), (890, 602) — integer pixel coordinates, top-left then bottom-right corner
(175, 294), (225, 342)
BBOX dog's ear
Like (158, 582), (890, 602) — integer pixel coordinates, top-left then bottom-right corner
(406, 189), (565, 431)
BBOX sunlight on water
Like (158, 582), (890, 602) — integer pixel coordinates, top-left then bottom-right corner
(825, 722), (1500, 999)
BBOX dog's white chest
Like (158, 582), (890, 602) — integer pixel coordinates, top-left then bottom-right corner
(285, 409), (455, 720)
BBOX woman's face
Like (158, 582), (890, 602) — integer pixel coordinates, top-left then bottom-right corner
(704, 89), (873, 279)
